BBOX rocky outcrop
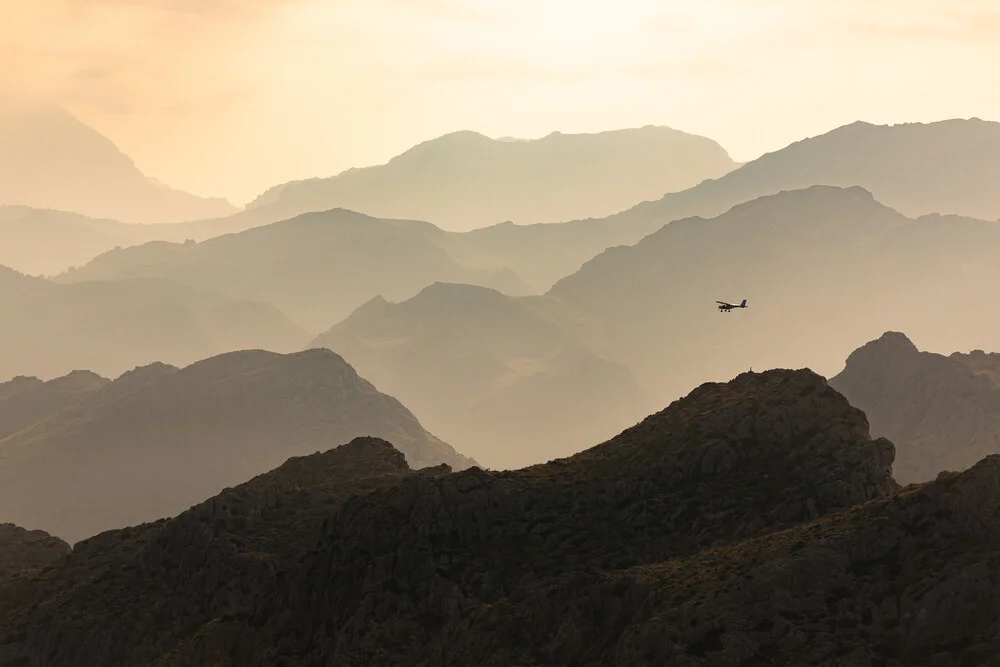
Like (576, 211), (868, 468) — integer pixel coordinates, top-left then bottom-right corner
(0, 348), (474, 543)
(0, 524), (69, 585)
(831, 331), (1000, 483)
(0, 369), (918, 666)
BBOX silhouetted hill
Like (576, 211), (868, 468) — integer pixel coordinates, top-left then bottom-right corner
(0, 104), (236, 224)
(0, 265), (307, 382)
(57, 209), (531, 331)
(0, 370), (108, 440)
(547, 185), (1000, 406)
(0, 206), (163, 277)
(241, 126), (736, 231)
(0, 348), (473, 543)
(830, 332), (1000, 484)
(611, 118), (1000, 229)
(313, 282), (650, 469)
(0, 523), (69, 585)
(0, 369), (930, 666)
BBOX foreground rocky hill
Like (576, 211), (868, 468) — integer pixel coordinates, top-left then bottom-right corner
(831, 331), (1000, 484)
(0, 369), (939, 666)
(0, 348), (473, 543)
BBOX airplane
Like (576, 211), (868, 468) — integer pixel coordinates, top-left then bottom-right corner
(717, 299), (747, 313)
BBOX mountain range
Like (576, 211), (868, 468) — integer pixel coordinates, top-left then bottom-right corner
(545, 185), (1000, 406)
(54, 209), (531, 332)
(312, 282), (650, 469)
(831, 331), (1000, 484)
(0, 104), (235, 224)
(240, 126), (738, 231)
(0, 264), (307, 381)
(0, 348), (472, 543)
(6, 370), (1000, 664)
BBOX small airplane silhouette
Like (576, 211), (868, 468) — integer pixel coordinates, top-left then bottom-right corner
(717, 299), (747, 313)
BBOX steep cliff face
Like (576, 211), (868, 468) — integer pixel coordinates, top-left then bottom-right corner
(0, 369), (910, 666)
(831, 331), (1000, 483)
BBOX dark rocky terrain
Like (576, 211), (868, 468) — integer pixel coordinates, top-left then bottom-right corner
(831, 331), (1000, 484)
(11, 369), (990, 666)
(0, 524), (69, 586)
(313, 282), (650, 469)
(0, 348), (473, 543)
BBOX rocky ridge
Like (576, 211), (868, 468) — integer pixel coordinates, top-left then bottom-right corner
(0, 369), (927, 666)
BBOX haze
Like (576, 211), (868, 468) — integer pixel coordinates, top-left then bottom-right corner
(3, 0), (999, 203)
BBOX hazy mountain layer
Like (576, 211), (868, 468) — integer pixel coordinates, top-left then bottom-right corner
(241, 126), (737, 231)
(548, 185), (1000, 407)
(0, 265), (307, 381)
(313, 282), (650, 469)
(18, 370), (998, 665)
(0, 348), (473, 543)
(56, 210), (531, 331)
(830, 331), (1000, 484)
(0, 105), (235, 224)
(609, 118), (1000, 228)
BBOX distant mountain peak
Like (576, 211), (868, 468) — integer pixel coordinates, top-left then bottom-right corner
(0, 105), (236, 223)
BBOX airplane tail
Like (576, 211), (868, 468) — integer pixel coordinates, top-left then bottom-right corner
(740, 299), (747, 308)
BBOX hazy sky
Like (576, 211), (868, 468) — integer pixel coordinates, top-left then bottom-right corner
(3, 0), (999, 204)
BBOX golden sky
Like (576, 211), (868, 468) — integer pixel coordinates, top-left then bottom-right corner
(3, 0), (999, 204)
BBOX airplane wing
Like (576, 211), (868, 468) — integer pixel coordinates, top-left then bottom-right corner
(716, 301), (733, 306)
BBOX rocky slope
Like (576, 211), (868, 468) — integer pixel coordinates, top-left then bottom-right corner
(0, 369), (925, 666)
(830, 331), (1000, 484)
(0, 524), (69, 585)
(0, 104), (235, 224)
(0, 348), (473, 543)
(313, 282), (651, 469)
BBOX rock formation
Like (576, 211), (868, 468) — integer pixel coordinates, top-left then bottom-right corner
(831, 331), (1000, 484)
(0, 524), (70, 586)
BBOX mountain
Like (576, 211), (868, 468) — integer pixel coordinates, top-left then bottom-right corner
(56, 209), (531, 331)
(0, 524), (69, 586)
(312, 283), (650, 469)
(830, 331), (1000, 484)
(547, 185), (1000, 406)
(241, 126), (737, 231)
(0, 104), (236, 224)
(19, 369), (1000, 665)
(0, 370), (108, 440)
(0, 207), (161, 277)
(0, 265), (308, 381)
(610, 118), (1000, 229)
(0, 348), (474, 544)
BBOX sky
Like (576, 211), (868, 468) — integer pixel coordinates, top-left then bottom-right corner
(3, 0), (1000, 204)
